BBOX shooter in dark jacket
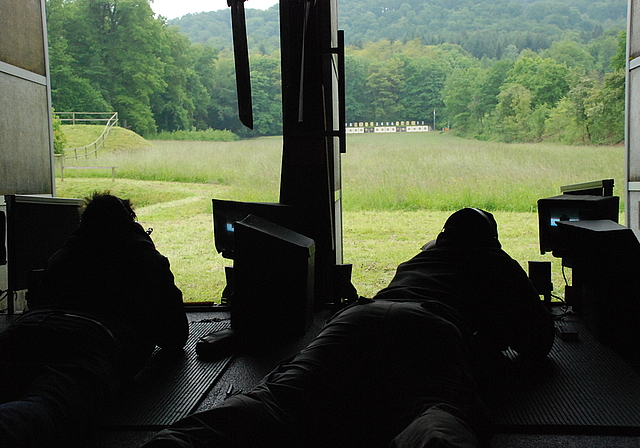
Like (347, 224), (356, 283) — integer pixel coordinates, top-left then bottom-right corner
(142, 208), (554, 448)
(0, 192), (188, 448)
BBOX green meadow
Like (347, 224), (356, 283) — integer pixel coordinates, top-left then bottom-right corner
(56, 129), (625, 301)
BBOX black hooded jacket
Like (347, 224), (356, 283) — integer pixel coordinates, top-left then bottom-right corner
(374, 209), (554, 361)
(37, 213), (188, 371)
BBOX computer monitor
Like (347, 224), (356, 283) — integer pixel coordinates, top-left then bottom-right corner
(5, 194), (83, 313)
(212, 199), (295, 259)
(232, 214), (315, 339)
(537, 194), (620, 255)
(555, 219), (640, 351)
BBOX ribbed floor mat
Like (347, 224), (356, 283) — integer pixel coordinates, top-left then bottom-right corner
(488, 319), (640, 435)
(101, 320), (233, 429)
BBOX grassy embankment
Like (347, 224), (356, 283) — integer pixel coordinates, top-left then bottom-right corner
(57, 125), (625, 302)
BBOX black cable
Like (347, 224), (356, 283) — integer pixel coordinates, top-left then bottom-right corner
(547, 289), (569, 318)
(562, 264), (570, 287)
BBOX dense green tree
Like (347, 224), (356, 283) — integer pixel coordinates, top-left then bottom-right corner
(442, 59), (513, 137)
(528, 104), (551, 142)
(585, 31), (626, 144)
(151, 27), (209, 131)
(587, 29), (620, 74)
(207, 57), (244, 132)
(545, 97), (585, 144)
(540, 40), (595, 75)
(365, 56), (407, 120)
(49, 43), (111, 112)
(58, 0), (170, 135)
(475, 60), (514, 122)
(344, 54), (370, 123)
(610, 30), (627, 72)
(52, 109), (67, 154)
(401, 56), (447, 123)
(188, 44), (220, 130)
(505, 56), (570, 108)
(151, 26), (197, 132)
(246, 54), (282, 136)
(491, 83), (535, 142)
(102, 1), (169, 135)
(586, 71), (625, 144)
(46, 0), (110, 112)
(442, 67), (485, 134)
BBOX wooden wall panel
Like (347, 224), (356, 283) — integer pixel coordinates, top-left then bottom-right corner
(0, 0), (46, 75)
(0, 0), (54, 196)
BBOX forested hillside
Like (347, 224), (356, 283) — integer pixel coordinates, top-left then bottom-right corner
(172, 0), (626, 60)
(342, 0), (626, 59)
(47, 0), (627, 144)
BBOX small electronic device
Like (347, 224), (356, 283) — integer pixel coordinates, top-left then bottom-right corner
(555, 323), (579, 342)
(196, 328), (238, 359)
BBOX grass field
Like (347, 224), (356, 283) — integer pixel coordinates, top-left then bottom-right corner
(56, 129), (625, 301)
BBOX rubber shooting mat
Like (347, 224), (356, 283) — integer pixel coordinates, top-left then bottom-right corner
(487, 319), (640, 435)
(101, 320), (233, 429)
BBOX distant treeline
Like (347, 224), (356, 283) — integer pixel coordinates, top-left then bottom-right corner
(345, 34), (625, 144)
(46, 0), (626, 144)
(172, 0), (626, 60)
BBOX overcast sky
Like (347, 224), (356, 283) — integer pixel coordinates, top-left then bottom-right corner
(151, 0), (279, 20)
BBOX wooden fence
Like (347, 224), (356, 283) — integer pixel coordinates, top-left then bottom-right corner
(56, 112), (119, 181)
(57, 112), (118, 160)
(57, 111), (118, 126)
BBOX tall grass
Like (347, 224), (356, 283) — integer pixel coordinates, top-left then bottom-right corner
(342, 132), (624, 212)
(60, 137), (283, 202)
(56, 131), (625, 301)
(61, 132), (625, 212)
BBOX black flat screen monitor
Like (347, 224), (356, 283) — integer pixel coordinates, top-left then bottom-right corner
(537, 194), (620, 255)
(5, 195), (83, 295)
(212, 199), (295, 259)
